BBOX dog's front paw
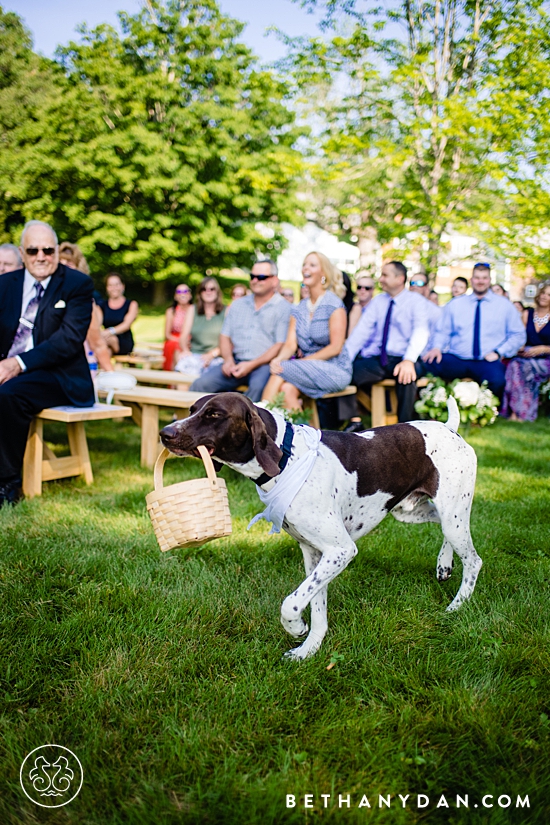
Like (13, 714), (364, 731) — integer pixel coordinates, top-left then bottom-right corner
(437, 565), (453, 582)
(283, 644), (314, 661)
(281, 615), (309, 639)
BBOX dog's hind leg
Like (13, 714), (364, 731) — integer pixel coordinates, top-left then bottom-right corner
(436, 501), (482, 611)
(391, 495), (441, 525)
(436, 540), (454, 582)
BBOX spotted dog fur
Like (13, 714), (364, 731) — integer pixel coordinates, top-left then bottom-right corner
(160, 393), (482, 660)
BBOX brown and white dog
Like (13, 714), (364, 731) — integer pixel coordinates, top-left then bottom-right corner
(160, 393), (482, 660)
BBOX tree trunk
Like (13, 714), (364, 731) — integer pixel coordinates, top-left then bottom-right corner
(152, 280), (166, 307)
(358, 224), (379, 274)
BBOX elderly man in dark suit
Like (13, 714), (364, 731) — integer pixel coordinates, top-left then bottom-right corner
(0, 220), (94, 505)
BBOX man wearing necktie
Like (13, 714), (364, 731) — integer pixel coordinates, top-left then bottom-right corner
(344, 261), (430, 427)
(423, 263), (526, 397)
(0, 221), (94, 506)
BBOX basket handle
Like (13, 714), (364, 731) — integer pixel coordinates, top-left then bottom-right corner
(153, 445), (220, 492)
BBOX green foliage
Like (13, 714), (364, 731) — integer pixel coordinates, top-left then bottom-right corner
(0, 413), (549, 822)
(263, 392), (313, 425)
(285, 0), (550, 274)
(0, 1), (304, 283)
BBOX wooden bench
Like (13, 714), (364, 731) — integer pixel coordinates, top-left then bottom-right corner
(113, 352), (164, 369)
(357, 377), (429, 427)
(22, 403), (133, 498)
(100, 386), (207, 469)
(113, 367), (197, 390)
(301, 386), (357, 429)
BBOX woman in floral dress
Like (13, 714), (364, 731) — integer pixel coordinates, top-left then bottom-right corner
(502, 284), (550, 421)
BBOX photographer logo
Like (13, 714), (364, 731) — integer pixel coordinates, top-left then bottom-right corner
(20, 745), (83, 808)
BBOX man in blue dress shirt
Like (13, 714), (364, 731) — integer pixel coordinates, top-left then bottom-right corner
(344, 261), (430, 426)
(422, 263), (526, 397)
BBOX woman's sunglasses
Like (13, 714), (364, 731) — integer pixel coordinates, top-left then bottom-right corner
(356, 285), (373, 291)
(175, 288), (190, 294)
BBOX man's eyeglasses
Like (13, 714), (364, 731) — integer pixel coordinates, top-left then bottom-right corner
(410, 279), (427, 287)
(250, 273), (273, 282)
(356, 285), (373, 291)
(25, 247), (56, 257)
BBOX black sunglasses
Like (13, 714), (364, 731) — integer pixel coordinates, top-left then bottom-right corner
(356, 285), (373, 291)
(25, 247), (56, 257)
(250, 273), (273, 282)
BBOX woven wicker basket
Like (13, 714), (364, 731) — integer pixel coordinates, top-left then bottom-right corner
(146, 446), (232, 552)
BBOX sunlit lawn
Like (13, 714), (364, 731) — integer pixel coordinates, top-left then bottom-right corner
(1, 414), (549, 823)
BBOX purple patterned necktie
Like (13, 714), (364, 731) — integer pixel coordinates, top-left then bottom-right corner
(8, 281), (44, 358)
(380, 298), (394, 367)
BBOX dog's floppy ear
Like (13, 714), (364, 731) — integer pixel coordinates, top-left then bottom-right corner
(246, 405), (283, 476)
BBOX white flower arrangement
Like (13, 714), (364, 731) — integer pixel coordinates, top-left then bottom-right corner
(415, 377), (499, 427)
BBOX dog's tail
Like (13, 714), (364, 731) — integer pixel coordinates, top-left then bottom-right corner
(445, 396), (460, 431)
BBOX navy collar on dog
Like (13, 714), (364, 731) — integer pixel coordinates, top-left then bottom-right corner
(254, 421), (294, 487)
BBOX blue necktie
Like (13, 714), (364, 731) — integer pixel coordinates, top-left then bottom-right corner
(473, 299), (482, 360)
(380, 299), (394, 367)
(8, 282), (44, 357)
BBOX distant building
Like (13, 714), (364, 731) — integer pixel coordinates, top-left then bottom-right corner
(276, 222), (360, 281)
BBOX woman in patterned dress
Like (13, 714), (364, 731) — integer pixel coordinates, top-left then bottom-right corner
(261, 251), (352, 410)
(502, 283), (550, 421)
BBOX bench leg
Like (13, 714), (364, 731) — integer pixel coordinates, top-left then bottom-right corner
(23, 418), (44, 498)
(141, 404), (160, 469)
(67, 421), (93, 484)
(371, 384), (387, 427)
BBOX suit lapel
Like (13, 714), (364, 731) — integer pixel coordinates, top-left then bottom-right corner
(33, 265), (65, 342)
(3, 269), (25, 345)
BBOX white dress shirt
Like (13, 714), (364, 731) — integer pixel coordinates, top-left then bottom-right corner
(345, 288), (430, 363)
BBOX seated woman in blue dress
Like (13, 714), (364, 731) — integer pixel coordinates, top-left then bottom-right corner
(502, 283), (550, 421)
(261, 251), (352, 410)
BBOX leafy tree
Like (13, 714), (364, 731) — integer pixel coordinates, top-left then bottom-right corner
(0, 1), (303, 291)
(285, 0), (550, 274)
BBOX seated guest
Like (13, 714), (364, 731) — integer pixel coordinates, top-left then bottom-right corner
(97, 273), (139, 356)
(492, 283), (508, 298)
(175, 277), (225, 376)
(163, 284), (193, 370)
(300, 282), (310, 301)
(344, 261), (429, 428)
(190, 260), (292, 401)
(423, 263), (526, 398)
(513, 300), (525, 313)
(429, 289), (439, 305)
(280, 287), (295, 304)
(0, 243), (22, 274)
(348, 273), (375, 334)
(58, 242), (113, 372)
(452, 277), (469, 298)
(262, 252), (351, 409)
(230, 283), (247, 303)
(501, 284), (550, 421)
(0, 221), (94, 506)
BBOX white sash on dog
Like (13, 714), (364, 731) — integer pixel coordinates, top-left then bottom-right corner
(248, 424), (322, 534)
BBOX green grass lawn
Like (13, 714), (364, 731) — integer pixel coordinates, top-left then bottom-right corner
(1, 416), (549, 824)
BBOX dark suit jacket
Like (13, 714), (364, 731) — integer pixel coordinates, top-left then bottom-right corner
(0, 264), (95, 406)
